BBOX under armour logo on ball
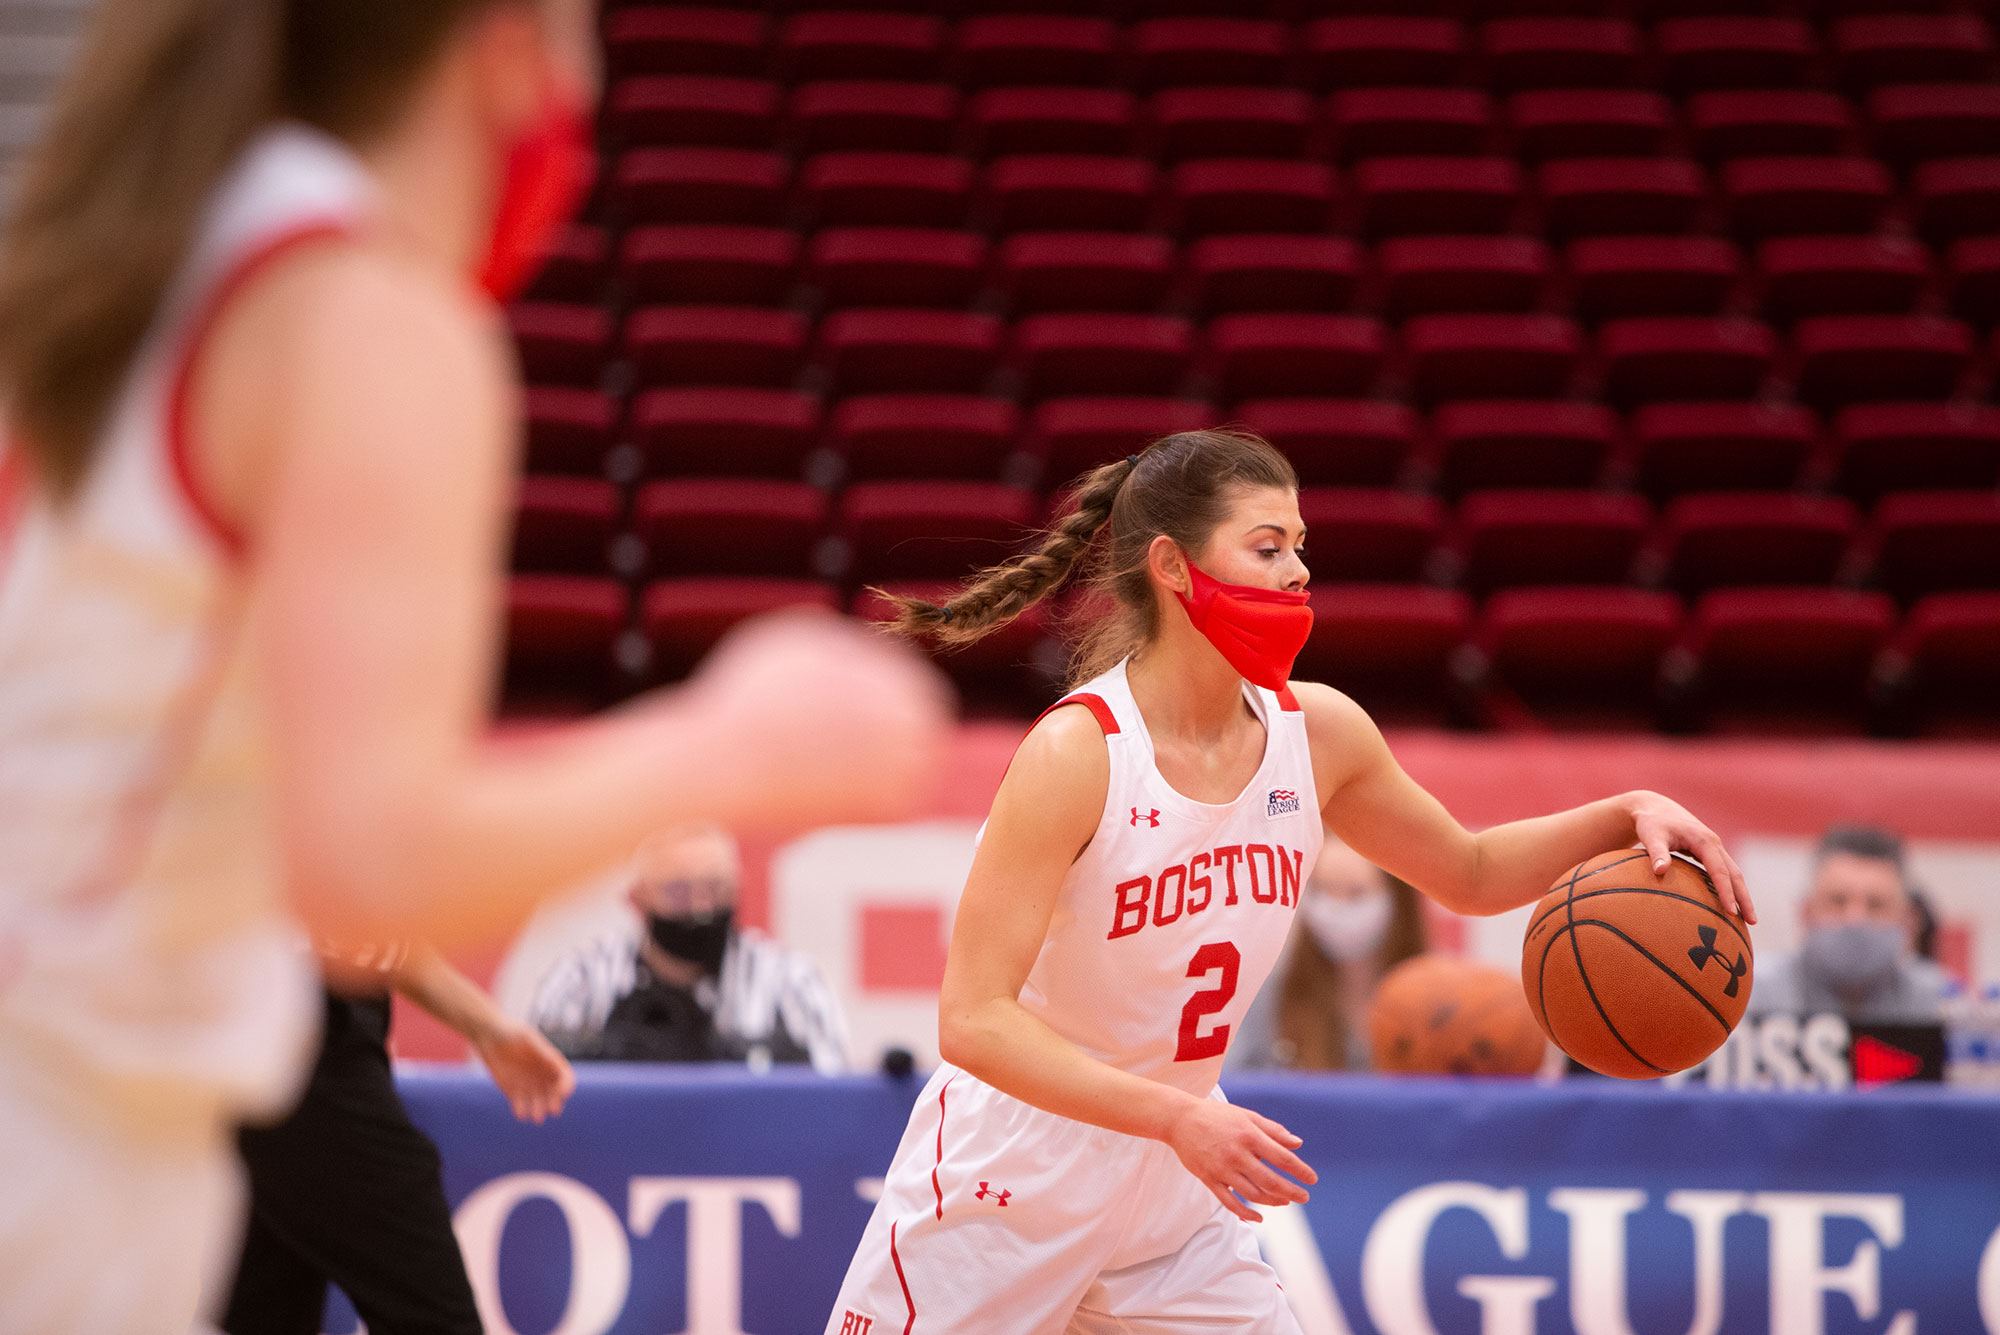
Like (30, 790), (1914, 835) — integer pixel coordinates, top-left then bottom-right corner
(1688, 924), (1747, 998)
(1130, 807), (1160, 827)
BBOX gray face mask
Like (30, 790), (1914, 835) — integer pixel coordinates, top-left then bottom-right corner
(1800, 922), (1904, 995)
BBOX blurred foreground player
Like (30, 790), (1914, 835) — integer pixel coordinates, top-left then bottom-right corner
(0, 1), (945, 1329)
(829, 430), (1753, 1334)
(224, 942), (572, 1335)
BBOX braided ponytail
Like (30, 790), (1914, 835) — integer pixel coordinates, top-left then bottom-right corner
(877, 453), (1138, 648)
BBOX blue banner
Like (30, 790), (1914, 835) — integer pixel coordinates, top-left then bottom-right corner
(357, 1068), (2000, 1335)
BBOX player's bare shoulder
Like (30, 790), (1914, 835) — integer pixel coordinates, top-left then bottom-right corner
(988, 699), (1113, 855)
(1286, 680), (1393, 793)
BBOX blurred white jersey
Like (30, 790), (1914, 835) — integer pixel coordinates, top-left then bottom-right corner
(1022, 658), (1323, 1096)
(0, 124), (371, 1130)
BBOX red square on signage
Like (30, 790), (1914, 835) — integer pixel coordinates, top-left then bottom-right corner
(860, 904), (949, 991)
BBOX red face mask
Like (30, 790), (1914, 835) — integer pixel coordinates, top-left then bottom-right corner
(1175, 561), (1313, 691)
(477, 83), (595, 301)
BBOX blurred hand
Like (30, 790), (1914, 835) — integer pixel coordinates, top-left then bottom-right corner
(1628, 790), (1757, 924)
(678, 609), (954, 828)
(1163, 1097), (1316, 1224)
(475, 1021), (576, 1124)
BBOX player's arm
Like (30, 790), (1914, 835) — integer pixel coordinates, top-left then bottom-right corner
(1294, 682), (1755, 922)
(937, 705), (1314, 1223)
(389, 945), (574, 1124)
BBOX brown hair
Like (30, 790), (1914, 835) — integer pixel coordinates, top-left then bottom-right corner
(1275, 874), (1427, 1072)
(881, 429), (1298, 686)
(0, 0), (523, 500)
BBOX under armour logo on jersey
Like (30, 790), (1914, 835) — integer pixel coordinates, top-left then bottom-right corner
(1131, 807), (1161, 827)
(1688, 924), (1747, 997)
(975, 1182), (1011, 1206)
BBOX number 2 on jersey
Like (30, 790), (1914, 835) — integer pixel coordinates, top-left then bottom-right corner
(1175, 941), (1240, 1062)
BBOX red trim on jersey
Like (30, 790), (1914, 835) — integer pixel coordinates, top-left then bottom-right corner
(166, 219), (354, 560)
(930, 1072), (957, 1220)
(889, 1221), (916, 1335)
(1275, 685), (1301, 712)
(1035, 692), (1119, 736)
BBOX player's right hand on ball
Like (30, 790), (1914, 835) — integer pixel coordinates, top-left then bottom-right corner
(683, 609), (953, 826)
(1164, 1098), (1316, 1224)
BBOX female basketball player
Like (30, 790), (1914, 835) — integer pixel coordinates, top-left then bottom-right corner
(0, 2), (944, 1329)
(828, 430), (1755, 1334)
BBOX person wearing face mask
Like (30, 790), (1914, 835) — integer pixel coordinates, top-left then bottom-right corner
(528, 825), (852, 1071)
(1747, 825), (1947, 1026)
(1227, 838), (1428, 1072)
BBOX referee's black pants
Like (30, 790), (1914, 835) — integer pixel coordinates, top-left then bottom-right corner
(221, 990), (483, 1335)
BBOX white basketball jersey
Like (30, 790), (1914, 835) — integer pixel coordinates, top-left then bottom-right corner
(0, 125), (372, 1122)
(1020, 659), (1323, 1096)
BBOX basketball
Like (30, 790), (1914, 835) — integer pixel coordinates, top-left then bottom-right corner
(1368, 954), (1549, 1077)
(1522, 849), (1753, 1080)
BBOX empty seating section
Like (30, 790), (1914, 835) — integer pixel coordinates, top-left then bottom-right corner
(499, 2), (2000, 730)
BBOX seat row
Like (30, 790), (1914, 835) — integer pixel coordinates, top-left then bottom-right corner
(501, 572), (2000, 735)
(603, 11), (1996, 97)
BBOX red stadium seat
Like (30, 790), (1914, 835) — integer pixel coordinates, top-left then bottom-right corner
(1293, 584), (1473, 726)
(967, 88), (1136, 158)
(625, 306), (808, 388)
(990, 156), (1158, 233)
(1355, 157), (1521, 238)
(1151, 88), (1315, 162)
(1404, 315), (1582, 402)
(1328, 88), (1493, 162)
(1948, 237), (2000, 327)
(512, 478), (622, 575)
(829, 394), (1020, 481)
(509, 304), (612, 388)
(627, 387), (820, 477)
(799, 152), (974, 227)
(1686, 90), (1854, 161)
(1652, 493), (1859, 594)
(1758, 236), (1930, 323)
(1508, 90), (1671, 161)
(524, 388), (618, 476)
(1015, 314), (1195, 398)
(1794, 315), (1974, 408)
(613, 148), (788, 225)
(1600, 316), (1777, 404)
(1863, 491), (2000, 602)
(807, 228), (987, 309)
(525, 227), (611, 303)
(1832, 401), (2000, 503)
(506, 575), (629, 697)
(1451, 489), (1649, 591)
(1870, 84), (2000, 164)
(1295, 488), (1445, 582)
(999, 233), (1176, 314)
(1832, 16), (1993, 93)
(955, 16), (1118, 88)
(620, 226), (798, 305)
(1474, 588), (1680, 731)
(643, 578), (840, 677)
(1379, 236), (1550, 317)
(1480, 18), (1641, 92)
(1303, 17), (1466, 90)
(1187, 235), (1363, 315)
(1722, 157), (1893, 240)
(606, 76), (780, 148)
(1169, 160), (1336, 237)
(1131, 18), (1290, 90)
(1567, 236), (1742, 319)
(604, 8), (769, 78)
(1630, 401), (1817, 499)
(821, 310), (1001, 395)
(835, 481), (1040, 581)
(1655, 18), (1815, 93)
(1028, 397), (1216, 486)
(1879, 592), (2000, 736)
(789, 81), (959, 154)
(632, 479), (829, 576)
(1208, 314), (1387, 401)
(1431, 400), (1617, 493)
(1539, 158), (1707, 238)
(1912, 158), (2000, 242)
(776, 12), (943, 81)
(1673, 588), (1895, 734)
(1236, 398), (1416, 487)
